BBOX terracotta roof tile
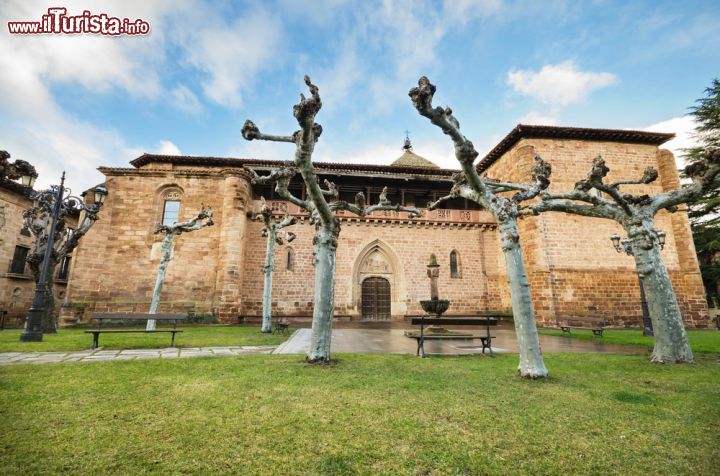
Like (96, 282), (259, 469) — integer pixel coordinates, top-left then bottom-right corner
(476, 124), (675, 172)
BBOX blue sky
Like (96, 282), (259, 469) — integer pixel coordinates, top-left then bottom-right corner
(1, 0), (718, 193)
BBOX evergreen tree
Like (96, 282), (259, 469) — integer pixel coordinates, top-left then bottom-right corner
(686, 79), (720, 300)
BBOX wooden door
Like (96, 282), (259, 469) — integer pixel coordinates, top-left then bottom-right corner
(361, 277), (391, 320)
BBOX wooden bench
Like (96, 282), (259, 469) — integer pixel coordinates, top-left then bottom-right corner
(409, 317), (498, 358)
(0, 311), (23, 330)
(559, 317), (605, 337)
(87, 313), (186, 349)
(273, 319), (290, 335)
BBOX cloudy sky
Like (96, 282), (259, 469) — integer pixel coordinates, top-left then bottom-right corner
(1, 0), (718, 193)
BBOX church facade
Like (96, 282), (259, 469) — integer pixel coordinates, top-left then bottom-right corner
(60, 125), (710, 327)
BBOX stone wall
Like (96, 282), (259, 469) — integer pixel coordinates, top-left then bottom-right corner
(62, 166), (251, 322)
(240, 211), (509, 320)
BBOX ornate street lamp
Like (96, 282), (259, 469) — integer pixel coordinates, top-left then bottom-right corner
(20, 173), (107, 341)
(610, 230), (666, 337)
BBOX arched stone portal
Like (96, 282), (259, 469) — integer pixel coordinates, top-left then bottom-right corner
(351, 239), (406, 319)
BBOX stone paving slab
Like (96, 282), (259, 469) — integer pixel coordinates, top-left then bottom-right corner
(273, 329), (648, 355)
(0, 345), (279, 365)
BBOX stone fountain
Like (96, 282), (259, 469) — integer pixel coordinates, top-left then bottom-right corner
(419, 253), (450, 319)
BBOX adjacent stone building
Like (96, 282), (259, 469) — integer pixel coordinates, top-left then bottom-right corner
(61, 125), (710, 327)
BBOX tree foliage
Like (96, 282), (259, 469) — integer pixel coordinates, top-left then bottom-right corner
(684, 79), (720, 297)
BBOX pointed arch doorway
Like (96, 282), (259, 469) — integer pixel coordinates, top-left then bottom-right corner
(352, 239), (406, 320)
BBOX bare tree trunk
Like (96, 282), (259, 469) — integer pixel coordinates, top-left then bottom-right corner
(631, 236), (694, 363)
(32, 255), (58, 334)
(307, 224), (339, 362)
(499, 220), (548, 378)
(41, 271), (57, 333)
(261, 230), (276, 333)
(146, 233), (173, 331)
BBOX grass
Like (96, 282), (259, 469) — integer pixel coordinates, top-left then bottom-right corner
(539, 328), (720, 354)
(1, 353), (719, 475)
(0, 326), (288, 352)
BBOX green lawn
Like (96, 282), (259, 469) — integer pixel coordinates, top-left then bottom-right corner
(539, 328), (720, 354)
(1, 353), (718, 475)
(0, 326), (288, 352)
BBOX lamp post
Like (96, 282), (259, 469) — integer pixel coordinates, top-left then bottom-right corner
(610, 231), (666, 337)
(19, 172), (107, 341)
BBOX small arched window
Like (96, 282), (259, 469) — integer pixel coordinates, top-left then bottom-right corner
(450, 250), (460, 278)
(160, 190), (182, 226)
(286, 248), (295, 272)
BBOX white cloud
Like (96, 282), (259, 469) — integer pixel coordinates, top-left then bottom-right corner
(288, 0), (502, 118)
(170, 85), (202, 113)
(518, 110), (560, 126)
(156, 140), (182, 156)
(312, 135), (500, 170)
(442, 0), (502, 24)
(643, 116), (699, 165)
(170, 9), (282, 107)
(0, 0), (285, 194)
(507, 60), (617, 107)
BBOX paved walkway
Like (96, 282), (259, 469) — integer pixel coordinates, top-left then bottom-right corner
(0, 345), (277, 365)
(0, 324), (647, 365)
(274, 328), (647, 355)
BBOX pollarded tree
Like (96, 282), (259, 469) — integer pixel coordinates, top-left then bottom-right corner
(254, 197), (297, 333)
(409, 76), (550, 378)
(146, 206), (214, 331)
(531, 150), (719, 363)
(243, 76), (421, 362)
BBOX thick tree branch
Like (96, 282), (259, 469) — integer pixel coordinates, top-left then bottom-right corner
(651, 148), (720, 212)
(485, 180), (530, 193)
(409, 77), (489, 198)
(242, 76), (332, 225)
(241, 120), (295, 143)
(156, 206), (214, 235)
(330, 199), (421, 218)
(320, 179), (338, 199)
(249, 168), (310, 210)
(531, 199), (623, 220)
(428, 194), (454, 210)
(578, 156), (633, 215)
(409, 78), (552, 212)
(541, 190), (617, 208)
(289, 76), (334, 226)
(510, 156), (552, 203)
(610, 166), (658, 188)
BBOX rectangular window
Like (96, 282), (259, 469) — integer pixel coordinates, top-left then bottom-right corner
(162, 200), (180, 226)
(10, 246), (29, 274)
(58, 256), (71, 280)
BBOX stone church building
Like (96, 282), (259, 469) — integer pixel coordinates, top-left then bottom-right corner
(60, 125), (710, 326)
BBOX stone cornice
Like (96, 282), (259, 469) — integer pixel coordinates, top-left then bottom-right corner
(98, 167), (232, 178)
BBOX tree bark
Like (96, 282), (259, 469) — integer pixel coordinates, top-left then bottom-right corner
(498, 220), (548, 378)
(307, 223), (339, 362)
(261, 229), (276, 333)
(30, 255), (59, 334)
(41, 263), (57, 333)
(146, 233), (173, 331)
(629, 230), (694, 363)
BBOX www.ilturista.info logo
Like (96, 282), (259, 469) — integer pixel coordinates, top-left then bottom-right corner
(8, 8), (150, 35)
